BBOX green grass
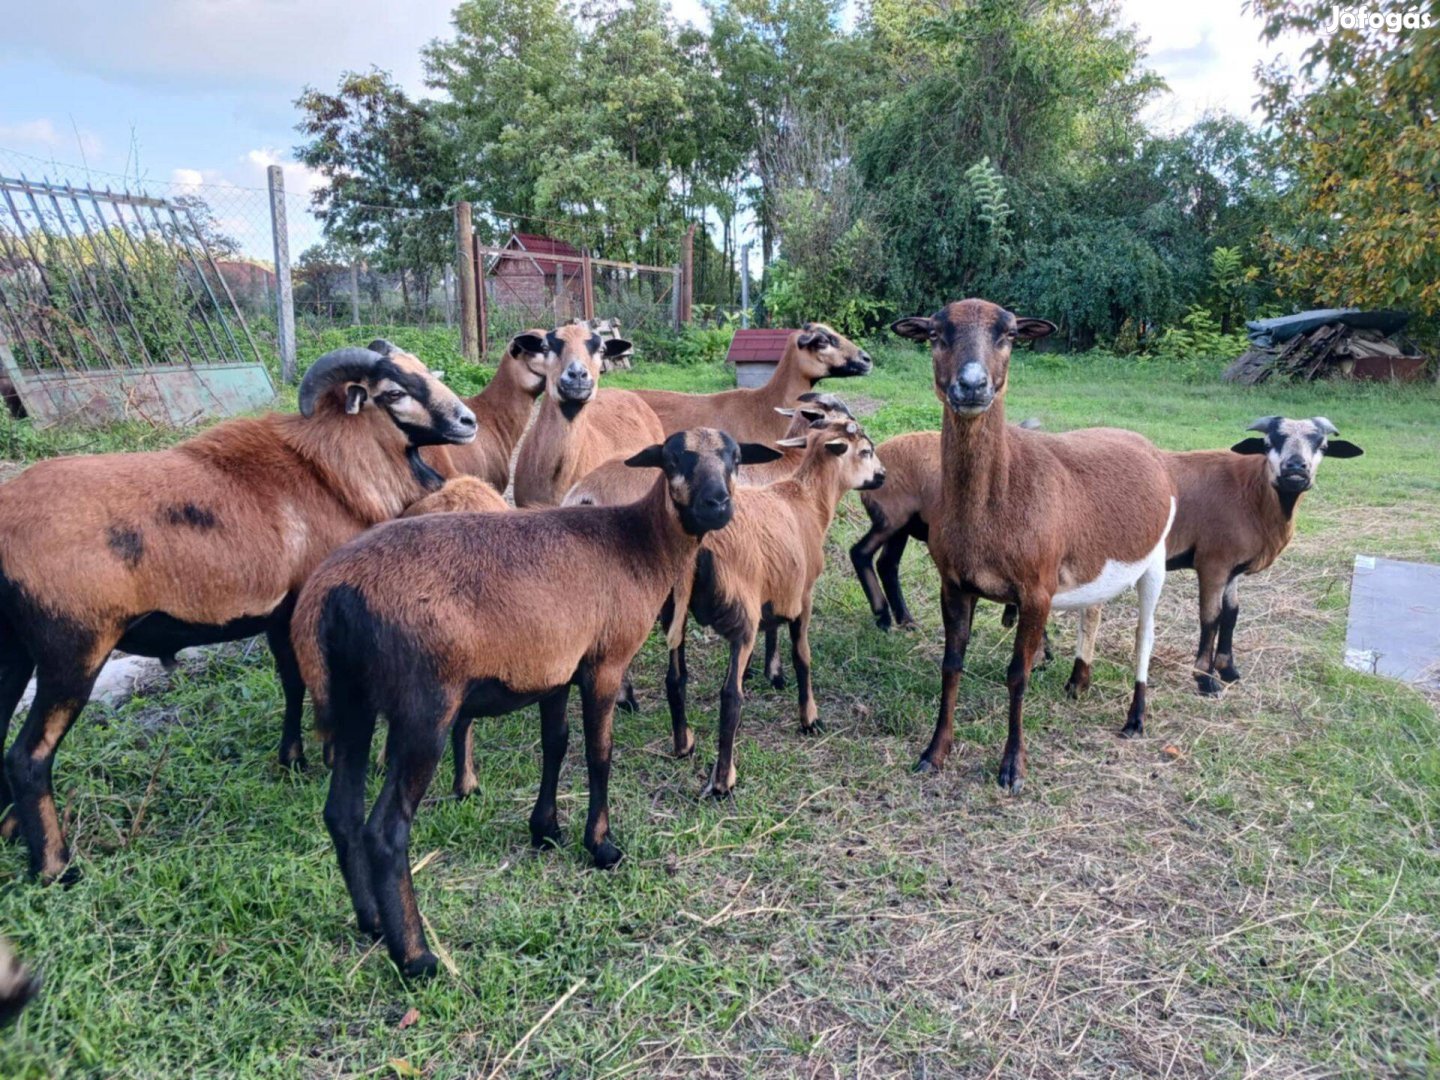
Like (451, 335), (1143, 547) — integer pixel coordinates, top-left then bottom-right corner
(1, 339), (1438, 1076)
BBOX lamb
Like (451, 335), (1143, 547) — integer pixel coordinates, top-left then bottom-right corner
(562, 391), (854, 507)
(849, 418), (1042, 632)
(423, 329), (548, 489)
(1066, 416), (1364, 697)
(290, 428), (780, 978)
(0, 342), (476, 881)
(400, 476), (508, 518)
(663, 419), (886, 797)
(511, 325), (665, 507)
(631, 324), (872, 443)
(892, 299), (1176, 792)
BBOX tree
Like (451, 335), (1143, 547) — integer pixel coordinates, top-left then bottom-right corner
(1252, 0), (1440, 316)
(294, 69), (452, 309)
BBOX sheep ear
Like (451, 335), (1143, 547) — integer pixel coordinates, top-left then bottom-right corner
(775, 436), (808, 448)
(513, 333), (547, 356)
(344, 384), (367, 414)
(624, 444), (664, 469)
(797, 406), (827, 421)
(1014, 318), (1057, 340)
(825, 439), (849, 456)
(367, 338), (396, 356)
(1324, 439), (1364, 458)
(774, 407), (798, 417)
(1230, 438), (1268, 455)
(739, 443), (784, 464)
(602, 337), (633, 358)
(890, 316), (935, 341)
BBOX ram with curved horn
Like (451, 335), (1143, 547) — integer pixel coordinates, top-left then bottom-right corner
(0, 340), (475, 883)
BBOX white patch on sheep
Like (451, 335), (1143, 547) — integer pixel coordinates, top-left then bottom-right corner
(1053, 498), (1175, 611)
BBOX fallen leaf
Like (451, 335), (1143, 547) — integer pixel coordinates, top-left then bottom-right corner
(1162, 745), (1183, 759)
(389, 1058), (422, 1078)
(398, 1007), (420, 1031)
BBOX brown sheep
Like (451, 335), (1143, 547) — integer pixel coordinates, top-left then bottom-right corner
(0, 937), (37, 1027)
(631, 323), (872, 443)
(422, 329), (548, 489)
(0, 343), (476, 881)
(664, 419), (886, 796)
(511, 325), (665, 507)
(892, 300), (1175, 792)
(291, 428), (781, 978)
(1067, 416), (1364, 697)
(400, 476), (508, 518)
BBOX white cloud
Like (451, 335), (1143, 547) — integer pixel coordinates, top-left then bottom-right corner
(242, 147), (326, 193)
(1119, 0), (1311, 131)
(0, 117), (103, 158)
(170, 166), (206, 191)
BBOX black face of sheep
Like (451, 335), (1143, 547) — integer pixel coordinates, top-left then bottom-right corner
(1230, 416), (1365, 494)
(625, 429), (781, 536)
(299, 342), (477, 447)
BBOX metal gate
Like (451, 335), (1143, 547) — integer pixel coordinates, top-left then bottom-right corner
(475, 241), (680, 355)
(0, 176), (274, 427)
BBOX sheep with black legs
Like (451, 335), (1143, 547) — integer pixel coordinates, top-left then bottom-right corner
(0, 341), (475, 882)
(1066, 416), (1364, 697)
(291, 428), (779, 979)
(662, 419), (885, 797)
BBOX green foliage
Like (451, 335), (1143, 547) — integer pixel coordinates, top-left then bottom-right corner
(668, 314), (743, 366)
(1253, 0), (1440, 316)
(1148, 304), (1248, 372)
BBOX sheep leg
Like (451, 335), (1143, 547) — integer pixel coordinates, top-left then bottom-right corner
(999, 599), (1050, 793)
(916, 583), (976, 774)
(6, 657), (104, 882)
(763, 624), (785, 690)
(365, 718), (447, 979)
(1192, 565), (1226, 696)
(321, 694), (381, 939)
(664, 642), (694, 758)
(791, 596), (819, 734)
(579, 662), (624, 869)
(1123, 558), (1166, 738)
(450, 717), (478, 799)
(1214, 576), (1242, 685)
(616, 673), (639, 714)
(529, 688), (570, 850)
(704, 635), (755, 799)
(1064, 605), (1103, 699)
(266, 605), (308, 771)
(877, 531), (917, 629)
(849, 515), (894, 630)
(0, 636), (36, 842)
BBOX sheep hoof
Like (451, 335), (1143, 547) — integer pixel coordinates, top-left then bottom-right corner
(769, 672), (786, 691)
(616, 692), (639, 714)
(590, 840), (623, 870)
(1218, 665), (1241, 684)
(798, 719), (822, 736)
(530, 822), (564, 851)
(453, 778), (478, 800)
(35, 863), (81, 888)
(673, 730), (696, 759)
(873, 612), (892, 632)
(357, 915), (383, 941)
(1195, 673), (1223, 696)
(1120, 721), (1144, 739)
(896, 618), (920, 632)
(400, 952), (439, 981)
(913, 757), (938, 775)
(997, 757), (1025, 794)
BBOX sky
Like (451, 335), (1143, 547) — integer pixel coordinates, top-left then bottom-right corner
(0, 0), (1305, 254)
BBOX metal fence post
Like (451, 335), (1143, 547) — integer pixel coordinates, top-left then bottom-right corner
(267, 165), (297, 383)
(740, 243), (750, 328)
(671, 265), (682, 331)
(454, 202), (479, 362)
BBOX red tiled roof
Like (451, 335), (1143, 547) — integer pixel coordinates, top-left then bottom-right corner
(726, 328), (795, 364)
(504, 232), (584, 275)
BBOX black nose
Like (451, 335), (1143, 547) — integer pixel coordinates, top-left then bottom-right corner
(701, 492), (731, 513)
(455, 412), (476, 431)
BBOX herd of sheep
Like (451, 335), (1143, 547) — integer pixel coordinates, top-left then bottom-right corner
(0, 298), (1363, 989)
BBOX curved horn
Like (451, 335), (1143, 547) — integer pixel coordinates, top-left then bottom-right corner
(298, 347), (384, 418)
(1311, 416), (1339, 436)
(1246, 416), (1281, 433)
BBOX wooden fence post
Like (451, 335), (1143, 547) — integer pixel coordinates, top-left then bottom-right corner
(266, 165), (297, 383)
(581, 252), (595, 322)
(349, 259), (360, 326)
(454, 202), (479, 362)
(680, 223), (695, 325)
(474, 237), (489, 357)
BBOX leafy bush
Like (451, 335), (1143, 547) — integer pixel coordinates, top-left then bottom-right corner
(1148, 305), (1247, 370)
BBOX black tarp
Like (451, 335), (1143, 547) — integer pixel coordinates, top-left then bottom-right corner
(1246, 308), (1410, 347)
